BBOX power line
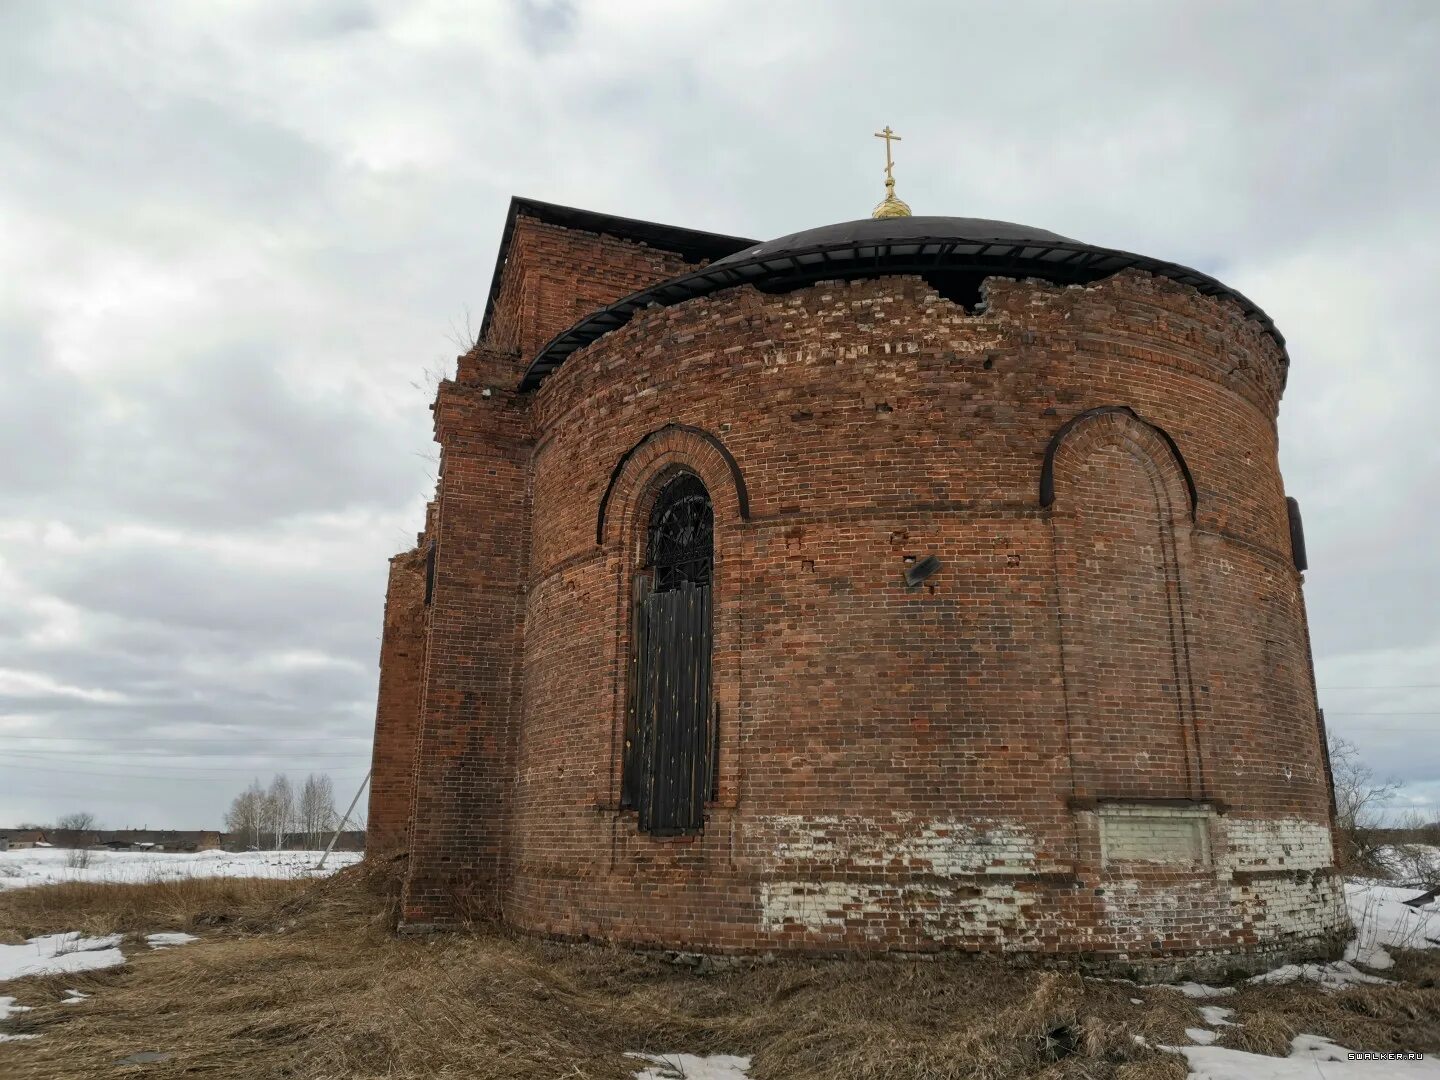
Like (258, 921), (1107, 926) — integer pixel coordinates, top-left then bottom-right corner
(1322, 712), (1440, 717)
(0, 761), (368, 783)
(0, 748), (370, 763)
(1319, 684), (1440, 690)
(0, 734), (372, 745)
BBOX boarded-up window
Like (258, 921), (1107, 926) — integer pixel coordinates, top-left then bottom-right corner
(622, 473), (716, 835)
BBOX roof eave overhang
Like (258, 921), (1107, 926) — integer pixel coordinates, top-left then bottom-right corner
(478, 197), (759, 343)
(518, 236), (1289, 391)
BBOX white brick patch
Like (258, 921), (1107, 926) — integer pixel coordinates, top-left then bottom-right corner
(1222, 818), (1333, 873)
(1099, 805), (1212, 866)
(757, 879), (1038, 943)
(1223, 818), (1348, 941)
(758, 815), (1046, 877)
(1231, 872), (1348, 941)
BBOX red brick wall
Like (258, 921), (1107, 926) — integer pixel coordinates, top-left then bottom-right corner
(399, 378), (532, 926)
(484, 215), (699, 360)
(386, 211), (714, 919)
(488, 268), (1344, 969)
(365, 548), (429, 853)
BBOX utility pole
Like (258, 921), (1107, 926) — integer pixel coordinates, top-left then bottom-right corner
(316, 769), (370, 872)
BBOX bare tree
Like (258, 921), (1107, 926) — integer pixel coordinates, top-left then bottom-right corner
(1329, 734), (1402, 875)
(265, 774), (296, 850)
(55, 811), (99, 868)
(1386, 809), (1440, 889)
(298, 773), (337, 849)
(224, 780), (267, 850)
(55, 811), (98, 833)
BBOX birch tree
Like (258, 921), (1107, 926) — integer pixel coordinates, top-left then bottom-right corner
(265, 774), (295, 849)
(299, 773), (337, 848)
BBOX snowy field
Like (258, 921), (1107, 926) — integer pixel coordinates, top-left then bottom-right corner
(0, 847), (362, 891)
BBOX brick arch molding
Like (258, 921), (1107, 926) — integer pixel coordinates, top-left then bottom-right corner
(1039, 406), (1197, 518)
(596, 424), (750, 546)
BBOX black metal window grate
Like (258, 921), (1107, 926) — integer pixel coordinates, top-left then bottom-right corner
(647, 473), (713, 591)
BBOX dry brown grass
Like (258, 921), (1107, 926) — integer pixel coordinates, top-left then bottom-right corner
(1, 864), (1436, 1079)
(0, 875), (312, 942)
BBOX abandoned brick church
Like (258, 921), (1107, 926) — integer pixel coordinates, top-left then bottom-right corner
(367, 164), (1348, 970)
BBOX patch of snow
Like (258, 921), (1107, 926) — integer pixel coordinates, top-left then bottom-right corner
(0, 848), (362, 891)
(1246, 959), (1390, 991)
(626, 1052), (752, 1079)
(61, 989), (88, 1005)
(0, 933), (124, 982)
(1198, 1005), (1235, 1027)
(1173, 981), (1235, 999)
(1186, 1026), (1220, 1045)
(1170, 1033), (1440, 1077)
(0, 1033), (39, 1042)
(1130, 997), (1143, 1005)
(1345, 937), (1394, 969)
(0, 996), (33, 1020)
(146, 932), (198, 949)
(1347, 880), (1440, 961)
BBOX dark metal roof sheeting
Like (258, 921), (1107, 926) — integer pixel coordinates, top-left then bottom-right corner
(518, 216), (1287, 391)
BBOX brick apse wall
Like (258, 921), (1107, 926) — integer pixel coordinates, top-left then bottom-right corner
(371, 216), (1348, 974)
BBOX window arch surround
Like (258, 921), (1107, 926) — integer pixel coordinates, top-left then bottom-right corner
(599, 425), (748, 819)
(1043, 406), (1211, 808)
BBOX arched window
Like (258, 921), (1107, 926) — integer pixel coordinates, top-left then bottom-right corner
(648, 473), (713, 591)
(622, 472), (716, 835)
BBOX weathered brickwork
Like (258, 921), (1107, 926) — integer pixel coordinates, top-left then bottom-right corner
(372, 208), (1349, 971)
(365, 547), (429, 852)
(485, 215), (698, 360)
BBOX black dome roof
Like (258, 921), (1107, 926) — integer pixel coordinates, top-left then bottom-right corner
(519, 215), (1286, 391)
(710, 215), (1076, 267)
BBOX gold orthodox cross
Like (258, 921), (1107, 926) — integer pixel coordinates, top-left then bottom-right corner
(874, 125), (902, 182)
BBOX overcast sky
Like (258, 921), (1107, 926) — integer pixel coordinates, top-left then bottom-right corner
(1, 1), (1437, 831)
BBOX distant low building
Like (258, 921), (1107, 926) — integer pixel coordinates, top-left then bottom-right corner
(0, 829), (48, 850)
(90, 830), (222, 853)
(47, 829), (102, 850)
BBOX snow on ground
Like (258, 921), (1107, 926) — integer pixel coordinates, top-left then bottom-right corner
(1174, 981), (1236, 999)
(0, 933), (125, 982)
(1198, 1005), (1235, 1027)
(1347, 880), (1440, 960)
(0, 996), (30, 1022)
(146, 932), (198, 949)
(1172, 1034), (1440, 1077)
(1247, 959), (1391, 991)
(0, 847), (361, 891)
(627, 1053), (752, 1079)
(0, 994), (37, 1043)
